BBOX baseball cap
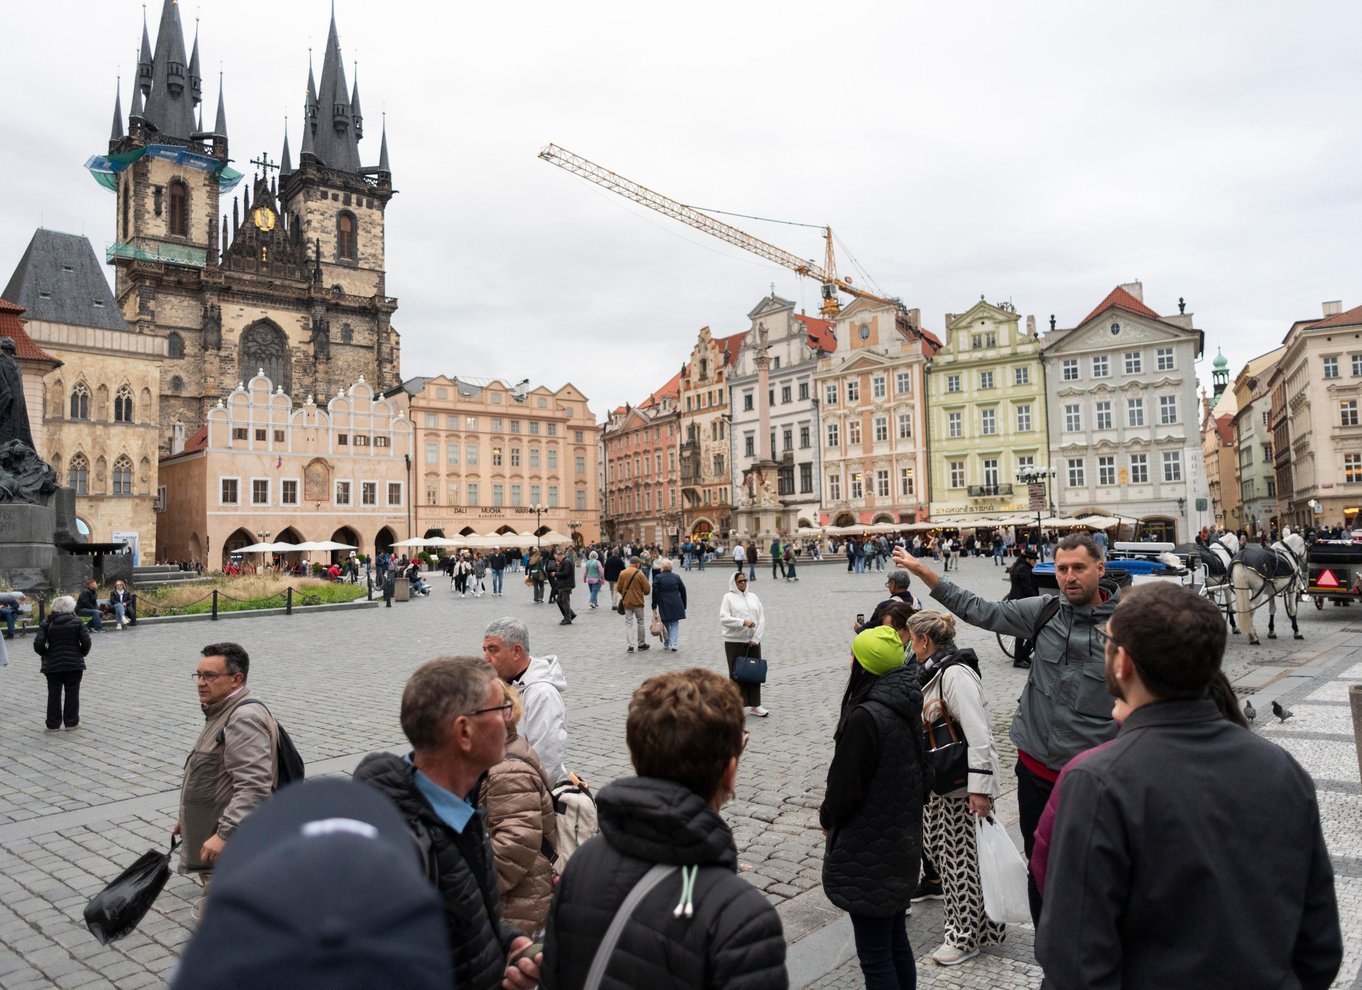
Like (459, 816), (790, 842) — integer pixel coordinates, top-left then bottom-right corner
(1023, 548), (1039, 560)
(172, 779), (449, 990)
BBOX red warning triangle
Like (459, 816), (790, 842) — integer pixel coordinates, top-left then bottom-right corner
(1317, 568), (1340, 588)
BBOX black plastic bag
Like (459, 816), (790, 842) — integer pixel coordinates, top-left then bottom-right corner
(84, 838), (178, 944)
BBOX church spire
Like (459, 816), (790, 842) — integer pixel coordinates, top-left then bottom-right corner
(308, 7), (361, 172)
(130, 71), (145, 120)
(188, 20), (203, 106)
(213, 74), (228, 137)
(378, 114), (390, 174)
(138, 8), (153, 96)
(280, 120), (293, 175)
(350, 64), (363, 141)
(110, 78), (125, 143)
(143, 0), (196, 139)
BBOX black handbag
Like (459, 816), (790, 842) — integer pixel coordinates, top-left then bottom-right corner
(84, 838), (179, 944)
(922, 673), (969, 796)
(731, 645), (768, 684)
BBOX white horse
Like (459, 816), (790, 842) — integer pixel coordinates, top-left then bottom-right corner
(1170, 534), (1241, 630)
(1230, 531), (1307, 645)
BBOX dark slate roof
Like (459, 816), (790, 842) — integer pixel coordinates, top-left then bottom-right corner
(307, 11), (362, 173)
(142, 0), (197, 140)
(3, 230), (131, 332)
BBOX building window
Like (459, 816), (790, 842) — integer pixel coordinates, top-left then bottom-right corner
(387, 482), (402, 505)
(1014, 366), (1030, 386)
(1342, 400), (1359, 427)
(1347, 453), (1362, 483)
(575, 455), (586, 474)
(1127, 397), (1145, 427)
(548, 485), (559, 507)
(492, 484), (504, 506)
(114, 384), (134, 423)
(447, 443), (460, 464)
(1323, 356), (1340, 379)
(899, 467), (915, 496)
(1098, 456), (1116, 486)
(980, 409), (996, 435)
(871, 376), (886, 399)
(467, 445), (479, 465)
(800, 424), (811, 447)
(1124, 351), (1143, 374)
(251, 479), (269, 504)
(362, 482), (377, 506)
(1162, 451), (1182, 482)
(335, 481), (351, 505)
(1064, 404), (1081, 432)
(168, 180), (188, 237)
(337, 211), (358, 260)
(1157, 347), (1175, 371)
(895, 371), (910, 394)
(336, 433), (349, 446)
(1353, 355), (1362, 377)
(781, 384), (792, 404)
(574, 429), (584, 442)
(897, 412), (912, 439)
(1095, 401), (1112, 430)
(491, 417), (504, 432)
(232, 427), (248, 442)
(829, 474), (841, 501)
(876, 469), (890, 497)
(847, 420), (862, 444)
(873, 416), (888, 442)
(220, 477), (238, 504)
(981, 458), (999, 487)
(1016, 455), (1034, 473)
(949, 461), (965, 488)
(112, 456), (134, 496)
(799, 462), (813, 493)
(467, 482), (479, 505)
(547, 449), (558, 469)
(1016, 404), (1032, 432)
(425, 442), (438, 465)
(1129, 453), (1148, 484)
(946, 374), (961, 393)
(979, 371), (994, 390)
(282, 480), (298, 504)
(468, 416), (480, 430)
(528, 447), (540, 469)
(170, 375), (183, 393)
(1062, 359), (1078, 381)
(1159, 395), (1178, 424)
(276, 430), (287, 443)
(847, 380), (860, 402)
(1067, 458), (1085, 487)
(547, 423), (558, 437)
(850, 472), (864, 499)
(947, 412), (962, 438)
(1092, 355), (1110, 377)
(492, 446), (503, 466)
(825, 423), (839, 447)
(69, 382), (90, 421)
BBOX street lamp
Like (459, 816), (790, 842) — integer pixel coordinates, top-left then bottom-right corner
(568, 520), (581, 546)
(1016, 465), (1056, 552)
(530, 503), (546, 551)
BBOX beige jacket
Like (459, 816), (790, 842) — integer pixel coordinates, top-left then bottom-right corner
(178, 686), (278, 873)
(479, 731), (556, 936)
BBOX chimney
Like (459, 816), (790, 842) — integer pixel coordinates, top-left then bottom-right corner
(944, 313), (956, 328)
(1026, 314), (1037, 337)
(905, 307), (920, 328)
(1119, 280), (1144, 302)
(170, 422), (186, 455)
(1323, 300), (1343, 317)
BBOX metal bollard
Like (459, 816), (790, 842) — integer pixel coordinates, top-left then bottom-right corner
(1351, 684), (1362, 789)
(211, 589), (219, 620)
(383, 573), (394, 608)
(286, 587), (293, 616)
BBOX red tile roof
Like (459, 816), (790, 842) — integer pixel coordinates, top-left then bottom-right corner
(718, 331), (746, 366)
(0, 298), (59, 364)
(796, 313), (837, 354)
(919, 328), (943, 350)
(639, 369), (682, 410)
(1214, 413), (1235, 446)
(1079, 285), (1162, 326)
(184, 425), (208, 453)
(1309, 302), (1362, 329)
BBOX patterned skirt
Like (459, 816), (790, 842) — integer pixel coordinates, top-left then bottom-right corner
(923, 792), (1008, 951)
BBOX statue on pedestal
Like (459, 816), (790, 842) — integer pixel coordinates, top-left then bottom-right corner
(0, 337), (57, 505)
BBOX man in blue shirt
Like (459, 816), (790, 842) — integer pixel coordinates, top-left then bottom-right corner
(355, 656), (541, 990)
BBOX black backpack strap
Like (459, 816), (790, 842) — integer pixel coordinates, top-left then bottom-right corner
(215, 697), (267, 746)
(1030, 596), (1063, 641)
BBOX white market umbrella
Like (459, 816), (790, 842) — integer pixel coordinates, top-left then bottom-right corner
(1073, 514), (1120, 529)
(294, 540), (358, 552)
(539, 530), (571, 545)
(237, 541), (286, 553)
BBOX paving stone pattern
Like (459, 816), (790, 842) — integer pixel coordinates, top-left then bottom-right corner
(0, 554), (1359, 988)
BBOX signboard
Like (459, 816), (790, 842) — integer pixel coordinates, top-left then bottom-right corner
(1028, 484), (1047, 511)
(112, 530), (140, 566)
(1195, 498), (1209, 512)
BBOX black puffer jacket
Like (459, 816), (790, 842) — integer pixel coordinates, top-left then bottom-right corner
(820, 664), (924, 916)
(354, 752), (520, 990)
(541, 776), (787, 990)
(34, 612), (91, 674)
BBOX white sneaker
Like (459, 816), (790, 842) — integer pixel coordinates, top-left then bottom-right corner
(746, 706), (769, 718)
(931, 944), (979, 966)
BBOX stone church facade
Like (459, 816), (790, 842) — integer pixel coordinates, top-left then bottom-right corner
(103, 0), (399, 455)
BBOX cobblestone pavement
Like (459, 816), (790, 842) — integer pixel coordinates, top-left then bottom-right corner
(0, 554), (1359, 988)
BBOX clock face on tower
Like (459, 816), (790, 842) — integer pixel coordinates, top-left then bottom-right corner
(252, 207), (277, 232)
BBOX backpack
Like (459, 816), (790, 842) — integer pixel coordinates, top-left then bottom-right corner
(549, 771), (599, 872)
(218, 698), (305, 789)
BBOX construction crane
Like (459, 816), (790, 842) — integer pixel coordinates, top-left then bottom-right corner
(538, 143), (901, 320)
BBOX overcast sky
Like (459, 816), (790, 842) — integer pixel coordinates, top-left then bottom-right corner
(3, 1), (1359, 417)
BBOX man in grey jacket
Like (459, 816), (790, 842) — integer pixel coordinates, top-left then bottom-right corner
(892, 533), (1120, 921)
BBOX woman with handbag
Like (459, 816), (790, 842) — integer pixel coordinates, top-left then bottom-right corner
(905, 610), (1004, 966)
(719, 572), (766, 717)
(819, 626), (924, 990)
(650, 557), (687, 651)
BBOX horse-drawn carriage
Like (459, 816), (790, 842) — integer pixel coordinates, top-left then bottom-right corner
(1304, 536), (1362, 609)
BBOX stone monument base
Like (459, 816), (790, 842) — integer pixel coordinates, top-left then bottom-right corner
(0, 500), (58, 592)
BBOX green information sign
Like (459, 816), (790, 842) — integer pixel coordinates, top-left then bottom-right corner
(1195, 498), (1209, 512)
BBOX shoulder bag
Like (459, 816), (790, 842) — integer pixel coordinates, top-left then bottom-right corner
(921, 665), (970, 796)
(616, 572), (636, 615)
(731, 644), (768, 685)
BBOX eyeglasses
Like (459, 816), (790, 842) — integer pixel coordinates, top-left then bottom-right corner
(1094, 626), (1114, 649)
(190, 671), (233, 683)
(463, 701), (515, 719)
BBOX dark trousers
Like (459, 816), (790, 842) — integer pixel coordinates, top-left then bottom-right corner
(45, 670), (82, 729)
(533, 578), (545, 602)
(849, 911), (915, 990)
(556, 588), (574, 622)
(1015, 760), (1057, 925)
(772, 559), (785, 579)
(723, 641), (762, 707)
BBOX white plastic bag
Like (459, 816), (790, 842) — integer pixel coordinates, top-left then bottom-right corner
(976, 816), (1031, 925)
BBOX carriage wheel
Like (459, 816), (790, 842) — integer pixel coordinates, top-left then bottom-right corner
(1314, 596), (1324, 610)
(996, 632), (1016, 659)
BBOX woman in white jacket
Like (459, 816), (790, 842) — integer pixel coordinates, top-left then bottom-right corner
(906, 610), (1004, 967)
(719, 571), (767, 717)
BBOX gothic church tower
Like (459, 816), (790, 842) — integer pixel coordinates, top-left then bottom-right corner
(103, 0), (399, 450)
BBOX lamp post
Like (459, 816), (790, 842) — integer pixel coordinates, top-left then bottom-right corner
(255, 530), (271, 572)
(1016, 465), (1055, 555)
(531, 503), (546, 552)
(568, 520), (581, 546)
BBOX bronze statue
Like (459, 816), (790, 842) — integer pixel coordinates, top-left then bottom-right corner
(0, 337), (58, 504)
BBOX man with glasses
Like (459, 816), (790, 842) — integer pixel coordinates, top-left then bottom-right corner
(1037, 583), (1341, 990)
(174, 643), (279, 903)
(852, 569), (921, 634)
(355, 656), (542, 990)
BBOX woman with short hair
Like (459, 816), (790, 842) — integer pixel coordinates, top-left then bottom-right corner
(651, 557), (687, 652)
(35, 595), (92, 731)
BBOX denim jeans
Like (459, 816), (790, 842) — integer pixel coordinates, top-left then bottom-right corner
(664, 619), (679, 648)
(76, 608), (102, 631)
(849, 911), (915, 990)
(587, 581), (601, 606)
(492, 569), (504, 595)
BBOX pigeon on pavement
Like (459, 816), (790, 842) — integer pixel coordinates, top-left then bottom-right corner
(1244, 700), (1256, 723)
(1272, 700), (1293, 723)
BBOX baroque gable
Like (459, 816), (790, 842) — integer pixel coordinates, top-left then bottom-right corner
(1044, 315), (1188, 355)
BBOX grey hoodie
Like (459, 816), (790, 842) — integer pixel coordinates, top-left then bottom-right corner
(515, 654), (569, 785)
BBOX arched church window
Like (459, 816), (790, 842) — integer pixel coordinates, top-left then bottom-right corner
(336, 212), (357, 261)
(112, 456), (134, 496)
(170, 376), (184, 393)
(169, 180), (188, 237)
(238, 321), (291, 395)
(67, 453), (90, 495)
(167, 332), (184, 359)
(114, 384), (134, 423)
(69, 382), (90, 421)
